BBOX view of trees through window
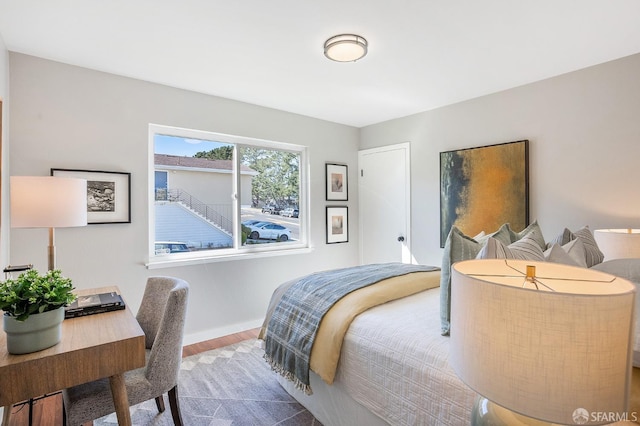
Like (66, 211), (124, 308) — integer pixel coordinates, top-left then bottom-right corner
(194, 146), (299, 209)
(153, 129), (303, 256)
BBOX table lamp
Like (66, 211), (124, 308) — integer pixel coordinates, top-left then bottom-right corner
(450, 259), (635, 425)
(10, 176), (88, 271)
(594, 229), (640, 260)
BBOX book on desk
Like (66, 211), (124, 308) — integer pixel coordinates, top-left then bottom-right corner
(64, 291), (126, 319)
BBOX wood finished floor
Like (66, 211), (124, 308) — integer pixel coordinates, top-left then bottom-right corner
(6, 328), (260, 426)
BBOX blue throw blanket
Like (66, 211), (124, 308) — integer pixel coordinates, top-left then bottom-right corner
(263, 262), (437, 394)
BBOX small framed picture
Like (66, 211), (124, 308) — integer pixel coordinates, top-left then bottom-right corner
(326, 206), (348, 244)
(326, 163), (348, 201)
(51, 168), (131, 224)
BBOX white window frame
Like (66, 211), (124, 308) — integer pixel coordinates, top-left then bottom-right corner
(146, 124), (311, 269)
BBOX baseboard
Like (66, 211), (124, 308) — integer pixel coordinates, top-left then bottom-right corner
(182, 318), (263, 346)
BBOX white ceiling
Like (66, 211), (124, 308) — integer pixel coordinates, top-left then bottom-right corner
(1, 1), (640, 128)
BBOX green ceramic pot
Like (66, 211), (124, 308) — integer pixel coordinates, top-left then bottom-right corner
(3, 306), (64, 354)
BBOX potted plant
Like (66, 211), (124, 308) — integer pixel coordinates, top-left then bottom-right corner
(0, 269), (76, 354)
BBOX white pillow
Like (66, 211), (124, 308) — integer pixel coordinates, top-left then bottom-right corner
(544, 242), (582, 267)
(561, 238), (588, 268)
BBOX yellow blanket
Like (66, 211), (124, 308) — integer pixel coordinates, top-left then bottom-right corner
(306, 270), (441, 384)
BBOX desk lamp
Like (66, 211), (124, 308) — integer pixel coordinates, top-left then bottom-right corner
(10, 176), (87, 271)
(594, 229), (640, 260)
(450, 259), (635, 425)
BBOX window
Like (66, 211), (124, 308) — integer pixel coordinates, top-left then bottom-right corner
(148, 124), (308, 265)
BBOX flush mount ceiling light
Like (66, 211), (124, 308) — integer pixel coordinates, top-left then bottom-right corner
(324, 34), (368, 62)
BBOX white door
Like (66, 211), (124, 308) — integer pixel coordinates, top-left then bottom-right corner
(358, 143), (411, 264)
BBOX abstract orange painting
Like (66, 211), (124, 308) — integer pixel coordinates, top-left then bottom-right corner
(440, 140), (529, 247)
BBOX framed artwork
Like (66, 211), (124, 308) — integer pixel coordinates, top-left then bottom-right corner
(439, 140), (529, 247)
(51, 168), (131, 224)
(326, 206), (349, 244)
(326, 163), (348, 201)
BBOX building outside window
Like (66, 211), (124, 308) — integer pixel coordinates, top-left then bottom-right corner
(149, 124), (307, 263)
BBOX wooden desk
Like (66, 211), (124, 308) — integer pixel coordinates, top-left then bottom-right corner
(0, 286), (145, 426)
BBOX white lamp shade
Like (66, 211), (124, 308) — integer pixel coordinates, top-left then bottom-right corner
(450, 259), (635, 425)
(594, 229), (640, 260)
(11, 176), (88, 228)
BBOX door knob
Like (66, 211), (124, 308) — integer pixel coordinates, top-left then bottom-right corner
(397, 236), (405, 242)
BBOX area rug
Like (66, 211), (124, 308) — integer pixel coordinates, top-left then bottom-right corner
(94, 338), (322, 425)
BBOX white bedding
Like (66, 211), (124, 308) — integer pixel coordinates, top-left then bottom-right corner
(279, 287), (477, 425)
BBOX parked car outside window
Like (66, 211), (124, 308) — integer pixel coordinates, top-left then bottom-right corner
(261, 205), (282, 214)
(154, 242), (190, 255)
(242, 219), (265, 226)
(247, 222), (291, 242)
(280, 208), (299, 218)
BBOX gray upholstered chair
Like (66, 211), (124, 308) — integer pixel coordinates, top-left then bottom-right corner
(62, 276), (190, 426)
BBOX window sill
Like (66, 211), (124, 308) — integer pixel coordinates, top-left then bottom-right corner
(145, 245), (314, 269)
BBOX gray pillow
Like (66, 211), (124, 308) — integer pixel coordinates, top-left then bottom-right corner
(573, 226), (604, 267)
(439, 224), (511, 336)
(548, 226), (604, 267)
(547, 227), (574, 247)
(508, 220), (546, 250)
(476, 232), (545, 261)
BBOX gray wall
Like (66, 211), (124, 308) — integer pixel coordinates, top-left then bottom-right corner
(6, 49), (640, 343)
(0, 35), (8, 268)
(360, 53), (640, 267)
(7, 53), (360, 343)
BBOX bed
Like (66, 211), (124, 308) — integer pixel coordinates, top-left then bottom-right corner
(259, 219), (640, 426)
(259, 263), (477, 425)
